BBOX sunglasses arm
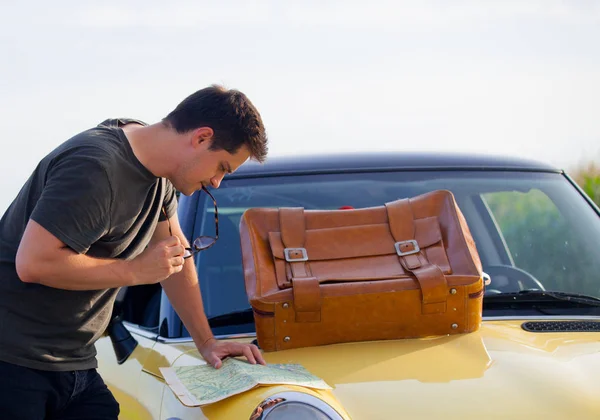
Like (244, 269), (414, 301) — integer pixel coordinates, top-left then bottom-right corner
(183, 247), (195, 259)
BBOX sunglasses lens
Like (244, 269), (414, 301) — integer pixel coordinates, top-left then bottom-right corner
(193, 236), (217, 250)
(183, 248), (193, 259)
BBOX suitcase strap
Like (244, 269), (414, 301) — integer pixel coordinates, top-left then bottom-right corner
(280, 208), (321, 322)
(385, 199), (448, 314)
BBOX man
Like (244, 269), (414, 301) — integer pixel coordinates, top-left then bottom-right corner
(0, 85), (268, 419)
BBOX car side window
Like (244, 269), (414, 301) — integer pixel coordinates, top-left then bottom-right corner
(483, 189), (598, 295)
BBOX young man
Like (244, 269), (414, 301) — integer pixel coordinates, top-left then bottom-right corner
(0, 85), (268, 419)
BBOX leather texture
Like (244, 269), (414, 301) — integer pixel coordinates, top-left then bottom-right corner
(239, 189), (484, 352)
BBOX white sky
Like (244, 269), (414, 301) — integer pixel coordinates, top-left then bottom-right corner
(1, 0), (599, 211)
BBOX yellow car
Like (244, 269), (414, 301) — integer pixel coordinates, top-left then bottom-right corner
(96, 152), (600, 419)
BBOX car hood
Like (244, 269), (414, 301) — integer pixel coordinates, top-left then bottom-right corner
(168, 320), (600, 419)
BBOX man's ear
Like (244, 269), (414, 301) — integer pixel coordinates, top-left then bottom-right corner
(192, 127), (214, 148)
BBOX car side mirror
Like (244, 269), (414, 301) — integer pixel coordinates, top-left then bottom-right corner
(106, 313), (138, 365)
(107, 288), (138, 364)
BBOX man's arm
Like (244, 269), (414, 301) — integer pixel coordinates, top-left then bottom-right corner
(151, 215), (213, 347)
(15, 219), (184, 290)
(154, 212), (266, 368)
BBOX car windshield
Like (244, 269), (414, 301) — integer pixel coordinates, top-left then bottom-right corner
(187, 170), (600, 336)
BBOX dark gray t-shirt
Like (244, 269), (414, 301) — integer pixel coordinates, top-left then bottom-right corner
(0, 118), (177, 371)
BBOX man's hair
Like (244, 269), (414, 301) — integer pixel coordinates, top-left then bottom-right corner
(163, 85), (268, 162)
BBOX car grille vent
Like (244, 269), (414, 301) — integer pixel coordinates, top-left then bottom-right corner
(522, 321), (600, 333)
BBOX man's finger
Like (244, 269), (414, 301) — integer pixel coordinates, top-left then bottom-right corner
(163, 235), (181, 247)
(170, 256), (185, 266)
(166, 244), (185, 258)
(251, 345), (266, 365)
(242, 346), (257, 365)
(204, 352), (222, 369)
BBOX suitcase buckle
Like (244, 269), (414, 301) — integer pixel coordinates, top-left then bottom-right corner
(284, 247), (308, 262)
(395, 240), (420, 256)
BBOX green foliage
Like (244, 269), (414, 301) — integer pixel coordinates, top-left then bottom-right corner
(571, 162), (600, 207)
(580, 174), (600, 206)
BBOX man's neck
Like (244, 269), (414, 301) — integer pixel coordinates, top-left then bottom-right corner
(122, 122), (176, 179)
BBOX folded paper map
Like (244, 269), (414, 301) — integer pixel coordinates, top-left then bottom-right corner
(159, 358), (332, 406)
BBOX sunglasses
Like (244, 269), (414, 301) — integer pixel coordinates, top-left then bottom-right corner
(162, 187), (219, 259)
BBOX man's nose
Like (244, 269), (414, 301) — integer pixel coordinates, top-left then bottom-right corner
(210, 174), (224, 189)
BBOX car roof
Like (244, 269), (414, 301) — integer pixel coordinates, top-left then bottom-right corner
(230, 151), (561, 178)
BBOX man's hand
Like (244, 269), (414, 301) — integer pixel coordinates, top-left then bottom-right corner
(198, 338), (266, 369)
(129, 236), (185, 285)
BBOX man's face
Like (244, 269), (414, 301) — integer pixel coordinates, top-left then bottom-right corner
(173, 140), (251, 196)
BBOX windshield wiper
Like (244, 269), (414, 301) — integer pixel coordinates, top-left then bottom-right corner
(484, 290), (600, 308)
(207, 309), (255, 327)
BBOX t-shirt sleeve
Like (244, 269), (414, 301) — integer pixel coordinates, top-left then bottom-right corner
(159, 179), (178, 221)
(30, 154), (112, 254)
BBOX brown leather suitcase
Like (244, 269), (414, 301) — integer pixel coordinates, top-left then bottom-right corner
(239, 189), (484, 352)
